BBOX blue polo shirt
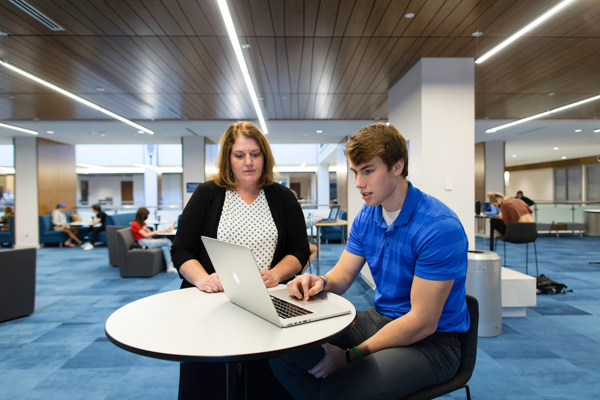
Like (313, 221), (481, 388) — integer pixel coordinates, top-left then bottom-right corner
(346, 182), (470, 332)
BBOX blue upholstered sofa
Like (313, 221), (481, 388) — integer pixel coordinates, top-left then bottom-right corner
(39, 212), (136, 246)
(0, 216), (14, 246)
(320, 210), (347, 243)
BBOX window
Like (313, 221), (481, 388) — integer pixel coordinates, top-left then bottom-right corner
(586, 164), (600, 201)
(554, 166), (581, 201)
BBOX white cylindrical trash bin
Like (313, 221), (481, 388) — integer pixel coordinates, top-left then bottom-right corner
(466, 250), (502, 337)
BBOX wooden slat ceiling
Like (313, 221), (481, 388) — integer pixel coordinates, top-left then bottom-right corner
(0, 0), (599, 122)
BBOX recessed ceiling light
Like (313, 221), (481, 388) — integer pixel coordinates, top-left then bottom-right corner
(282, 96), (287, 99)
(547, 92), (555, 96)
(374, 117), (380, 120)
(8, 95), (14, 99)
(241, 43), (251, 49)
(512, 154), (517, 157)
(100, 133), (105, 136)
(561, 156), (567, 159)
(553, 147), (559, 150)
(46, 130), (54, 134)
(405, 13), (415, 18)
(96, 87), (105, 92)
(471, 31), (483, 37)
(316, 130), (323, 133)
(475, 0), (576, 64)
(575, 129), (582, 132)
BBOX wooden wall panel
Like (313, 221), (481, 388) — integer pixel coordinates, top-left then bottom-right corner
(37, 138), (77, 216)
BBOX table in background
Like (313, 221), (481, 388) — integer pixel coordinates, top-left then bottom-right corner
(315, 220), (348, 275)
(145, 219), (175, 231)
(105, 286), (356, 400)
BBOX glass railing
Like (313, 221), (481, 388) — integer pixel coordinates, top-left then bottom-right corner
(532, 201), (600, 223)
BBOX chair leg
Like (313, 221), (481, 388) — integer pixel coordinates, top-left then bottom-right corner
(465, 384), (471, 400)
(534, 241), (539, 277)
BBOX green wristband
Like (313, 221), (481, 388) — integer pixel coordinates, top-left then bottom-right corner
(352, 346), (365, 359)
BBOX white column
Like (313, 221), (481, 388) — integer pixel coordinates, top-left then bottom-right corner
(485, 141), (505, 195)
(182, 137), (205, 207)
(389, 58), (475, 249)
(13, 137), (39, 248)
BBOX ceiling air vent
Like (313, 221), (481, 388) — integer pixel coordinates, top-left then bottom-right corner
(9, 0), (64, 31)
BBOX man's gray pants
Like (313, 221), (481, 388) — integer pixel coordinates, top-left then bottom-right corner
(270, 307), (461, 400)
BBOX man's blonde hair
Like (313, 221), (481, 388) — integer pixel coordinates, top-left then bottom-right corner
(344, 123), (408, 177)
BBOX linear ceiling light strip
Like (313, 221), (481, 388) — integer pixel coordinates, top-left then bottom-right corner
(486, 94), (600, 133)
(475, 0), (576, 64)
(0, 59), (154, 134)
(0, 121), (38, 135)
(216, 0), (268, 134)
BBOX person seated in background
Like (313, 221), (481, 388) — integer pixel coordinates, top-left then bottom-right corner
(52, 203), (82, 248)
(515, 190), (534, 206)
(487, 192), (533, 236)
(2, 189), (14, 206)
(131, 207), (176, 273)
(1, 205), (13, 231)
(270, 123), (469, 399)
(82, 204), (107, 250)
(171, 121), (310, 400)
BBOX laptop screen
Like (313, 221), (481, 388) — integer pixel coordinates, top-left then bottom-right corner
(481, 203), (499, 215)
(329, 207), (340, 220)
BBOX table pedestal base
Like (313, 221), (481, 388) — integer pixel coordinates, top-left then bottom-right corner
(226, 361), (244, 400)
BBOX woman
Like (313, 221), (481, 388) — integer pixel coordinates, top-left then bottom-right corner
(0, 206), (13, 231)
(171, 121), (309, 400)
(131, 207), (177, 273)
(487, 192), (533, 236)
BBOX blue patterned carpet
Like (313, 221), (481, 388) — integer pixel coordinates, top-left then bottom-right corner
(1, 234), (599, 399)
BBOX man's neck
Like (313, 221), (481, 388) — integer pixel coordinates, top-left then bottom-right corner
(380, 178), (409, 213)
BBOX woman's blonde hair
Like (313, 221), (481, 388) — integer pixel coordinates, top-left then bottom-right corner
(212, 121), (276, 190)
(486, 192), (505, 204)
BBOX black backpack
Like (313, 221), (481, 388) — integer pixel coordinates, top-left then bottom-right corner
(536, 274), (570, 294)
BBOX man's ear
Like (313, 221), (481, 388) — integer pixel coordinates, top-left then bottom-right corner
(394, 159), (404, 176)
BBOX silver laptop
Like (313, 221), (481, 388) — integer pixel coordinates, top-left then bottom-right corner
(201, 236), (352, 328)
(320, 206), (340, 223)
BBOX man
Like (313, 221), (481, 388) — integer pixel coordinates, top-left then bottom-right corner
(516, 190), (535, 207)
(82, 204), (107, 250)
(2, 189), (14, 205)
(270, 123), (469, 400)
(51, 202), (82, 248)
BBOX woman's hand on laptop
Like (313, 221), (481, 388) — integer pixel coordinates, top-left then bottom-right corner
(286, 274), (324, 301)
(197, 273), (223, 293)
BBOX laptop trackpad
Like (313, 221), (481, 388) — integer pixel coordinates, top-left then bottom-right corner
(270, 288), (349, 315)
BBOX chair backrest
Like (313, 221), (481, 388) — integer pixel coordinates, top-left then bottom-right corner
(504, 222), (537, 244)
(106, 213), (135, 226)
(458, 295), (479, 376)
(115, 228), (135, 269)
(106, 225), (129, 267)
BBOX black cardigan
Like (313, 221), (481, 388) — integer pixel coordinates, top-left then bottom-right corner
(171, 181), (310, 289)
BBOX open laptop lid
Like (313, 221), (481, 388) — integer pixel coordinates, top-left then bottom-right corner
(328, 206), (340, 221)
(481, 202), (499, 215)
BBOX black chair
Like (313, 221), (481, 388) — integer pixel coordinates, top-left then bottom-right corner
(0, 247), (36, 322)
(400, 295), (479, 400)
(498, 222), (538, 277)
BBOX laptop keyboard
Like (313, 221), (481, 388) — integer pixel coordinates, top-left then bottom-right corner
(270, 295), (314, 319)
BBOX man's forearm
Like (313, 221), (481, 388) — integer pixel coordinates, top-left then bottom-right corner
(352, 312), (435, 359)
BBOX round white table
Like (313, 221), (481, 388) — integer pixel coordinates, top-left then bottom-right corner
(105, 286), (356, 399)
